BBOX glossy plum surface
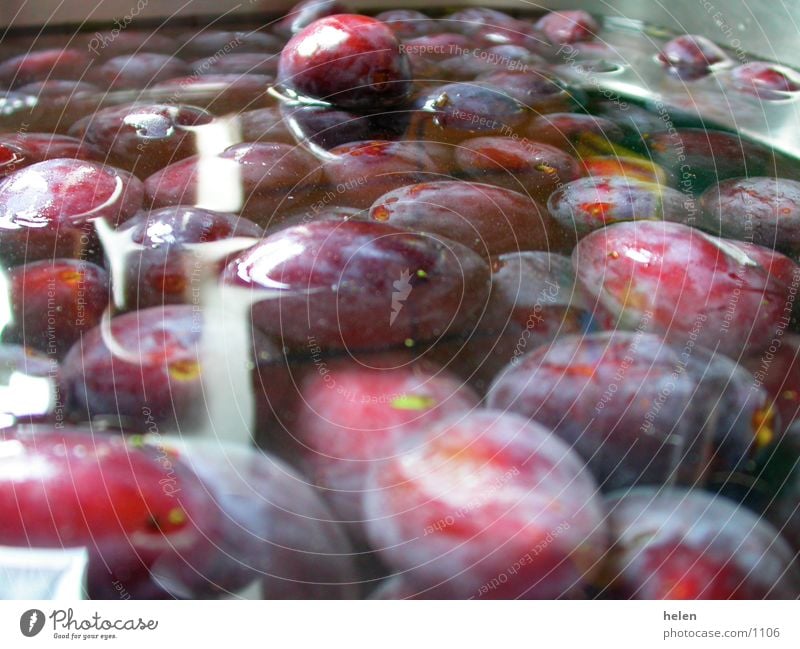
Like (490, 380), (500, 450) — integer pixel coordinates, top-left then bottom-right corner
(0, 158), (143, 266)
(144, 141), (323, 225)
(0, 426), (218, 599)
(69, 103), (215, 179)
(278, 14), (411, 109)
(282, 356), (479, 537)
(222, 219), (491, 350)
(573, 221), (793, 356)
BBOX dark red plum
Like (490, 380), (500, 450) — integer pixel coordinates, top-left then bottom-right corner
(238, 106), (296, 144)
(116, 206), (263, 309)
(7, 132), (103, 163)
(535, 10), (598, 44)
(646, 128), (774, 194)
(527, 113), (625, 156)
(69, 103), (214, 179)
(283, 357), (479, 537)
(0, 49), (92, 88)
(0, 158), (144, 267)
(191, 53), (279, 77)
(547, 176), (691, 235)
(275, 0), (349, 37)
(180, 30), (283, 59)
(412, 82), (528, 142)
(700, 177), (800, 253)
(60, 305), (282, 432)
(454, 136), (582, 202)
(730, 62), (800, 99)
(222, 220), (491, 350)
(0, 426), (219, 599)
(144, 141), (323, 226)
(477, 69), (574, 113)
(428, 251), (592, 394)
(488, 331), (775, 491)
(4, 259), (109, 357)
(369, 180), (572, 256)
(91, 54), (191, 90)
(322, 140), (446, 209)
(604, 488), (800, 598)
(150, 74), (273, 114)
(657, 35), (728, 77)
(375, 10), (437, 38)
(282, 104), (408, 150)
(363, 410), (608, 599)
(0, 140), (30, 178)
(13, 80), (101, 133)
(140, 438), (361, 598)
(278, 14), (411, 109)
(573, 221), (794, 356)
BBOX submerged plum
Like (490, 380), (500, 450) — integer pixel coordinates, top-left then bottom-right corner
(369, 181), (571, 257)
(222, 220), (491, 350)
(364, 410), (608, 599)
(488, 331), (774, 491)
(605, 488), (800, 598)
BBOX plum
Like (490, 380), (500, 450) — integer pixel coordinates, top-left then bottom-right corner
(363, 410), (608, 598)
(572, 220), (794, 356)
(115, 206), (262, 310)
(604, 488), (800, 598)
(454, 136), (582, 202)
(369, 180), (571, 256)
(90, 53), (191, 90)
(646, 128), (774, 194)
(281, 356), (479, 540)
(144, 141), (323, 226)
(547, 175), (691, 235)
(69, 103), (214, 179)
(488, 331), (775, 491)
(658, 35), (728, 78)
(60, 305), (282, 432)
(700, 177), (800, 253)
(0, 158), (143, 267)
(535, 10), (598, 44)
(4, 259), (109, 357)
(278, 14), (411, 109)
(0, 425), (218, 599)
(222, 219), (491, 350)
